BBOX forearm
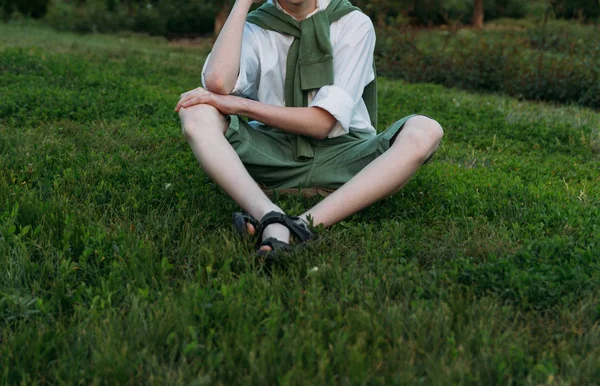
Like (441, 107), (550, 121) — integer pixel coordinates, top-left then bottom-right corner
(238, 98), (337, 140)
(175, 89), (337, 139)
(203, 0), (254, 94)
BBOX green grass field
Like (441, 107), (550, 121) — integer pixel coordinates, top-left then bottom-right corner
(1, 23), (600, 385)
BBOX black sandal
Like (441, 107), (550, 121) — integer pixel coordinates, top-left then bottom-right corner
(232, 212), (258, 238)
(254, 211), (313, 259)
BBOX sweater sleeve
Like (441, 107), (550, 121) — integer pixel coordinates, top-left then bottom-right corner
(202, 23), (261, 99)
(309, 12), (376, 138)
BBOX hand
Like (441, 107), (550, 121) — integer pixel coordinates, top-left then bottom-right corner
(174, 87), (242, 116)
(175, 87), (212, 112)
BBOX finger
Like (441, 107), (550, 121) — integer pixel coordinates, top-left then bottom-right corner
(175, 95), (194, 112)
(175, 98), (187, 112)
(184, 95), (212, 108)
(180, 94), (211, 109)
(181, 96), (201, 108)
(176, 93), (191, 110)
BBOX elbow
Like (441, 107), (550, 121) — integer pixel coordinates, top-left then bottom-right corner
(313, 131), (328, 141)
(318, 117), (338, 140)
(203, 73), (232, 95)
(312, 122), (335, 140)
(310, 108), (337, 140)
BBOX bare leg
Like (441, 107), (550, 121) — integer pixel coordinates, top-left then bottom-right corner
(180, 104), (290, 246)
(302, 116), (443, 227)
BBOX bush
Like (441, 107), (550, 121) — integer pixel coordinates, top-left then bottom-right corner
(553, 0), (600, 20)
(45, 0), (132, 34)
(1, 0), (50, 20)
(528, 20), (600, 56)
(376, 23), (600, 110)
(154, 1), (217, 37)
(132, 3), (166, 37)
(352, 0), (554, 26)
(0, 1), (8, 21)
(43, 0), (217, 37)
(352, 0), (599, 25)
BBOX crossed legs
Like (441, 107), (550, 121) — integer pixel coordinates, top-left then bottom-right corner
(301, 115), (443, 227)
(179, 104), (443, 246)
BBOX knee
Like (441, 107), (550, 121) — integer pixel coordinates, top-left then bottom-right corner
(408, 116), (444, 144)
(398, 116), (443, 160)
(179, 104), (225, 140)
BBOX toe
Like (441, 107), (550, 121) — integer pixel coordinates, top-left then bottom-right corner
(247, 223), (256, 236)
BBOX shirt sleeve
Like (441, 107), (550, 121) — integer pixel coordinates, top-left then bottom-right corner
(201, 23), (261, 100)
(309, 13), (376, 138)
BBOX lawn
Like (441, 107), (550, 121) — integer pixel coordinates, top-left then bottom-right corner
(1, 22), (600, 385)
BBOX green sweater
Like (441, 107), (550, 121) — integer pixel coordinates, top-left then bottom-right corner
(247, 0), (377, 160)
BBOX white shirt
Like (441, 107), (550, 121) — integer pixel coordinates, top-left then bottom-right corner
(202, 0), (376, 138)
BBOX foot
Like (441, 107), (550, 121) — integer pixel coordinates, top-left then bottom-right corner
(254, 212), (313, 256)
(258, 222), (290, 252)
(244, 222), (287, 252)
(232, 211), (290, 251)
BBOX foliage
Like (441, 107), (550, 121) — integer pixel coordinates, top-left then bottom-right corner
(44, 0), (218, 36)
(527, 19), (600, 55)
(376, 20), (600, 110)
(1, 23), (600, 384)
(353, 0), (561, 26)
(4, 0), (598, 37)
(44, 0), (133, 34)
(353, 0), (600, 23)
(552, 0), (600, 20)
(0, 0), (50, 20)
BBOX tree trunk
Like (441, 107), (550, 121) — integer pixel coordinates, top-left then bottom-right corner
(473, 0), (484, 29)
(214, 1), (231, 37)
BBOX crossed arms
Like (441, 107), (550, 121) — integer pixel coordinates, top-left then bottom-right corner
(174, 0), (336, 140)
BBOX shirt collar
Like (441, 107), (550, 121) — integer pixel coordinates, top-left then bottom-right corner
(269, 0), (329, 20)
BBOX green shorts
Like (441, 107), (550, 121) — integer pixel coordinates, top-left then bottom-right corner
(225, 114), (425, 190)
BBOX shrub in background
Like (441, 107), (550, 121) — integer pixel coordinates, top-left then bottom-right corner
(132, 3), (166, 36)
(528, 19), (600, 55)
(45, 0), (132, 34)
(412, 0), (471, 25)
(552, 0), (600, 20)
(1, 0), (50, 20)
(375, 24), (600, 110)
(155, 0), (217, 37)
(44, 0), (217, 37)
(0, 0), (9, 21)
(352, 0), (550, 26)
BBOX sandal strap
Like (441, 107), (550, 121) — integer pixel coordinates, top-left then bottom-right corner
(259, 237), (293, 253)
(232, 212), (258, 237)
(255, 211), (313, 247)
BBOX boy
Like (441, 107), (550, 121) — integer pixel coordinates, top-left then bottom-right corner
(175, 0), (443, 255)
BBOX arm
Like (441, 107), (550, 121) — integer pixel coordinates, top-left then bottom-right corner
(238, 100), (336, 140)
(203, 0), (260, 94)
(175, 91), (336, 140)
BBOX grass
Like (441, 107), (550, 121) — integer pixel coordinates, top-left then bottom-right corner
(1, 22), (600, 385)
